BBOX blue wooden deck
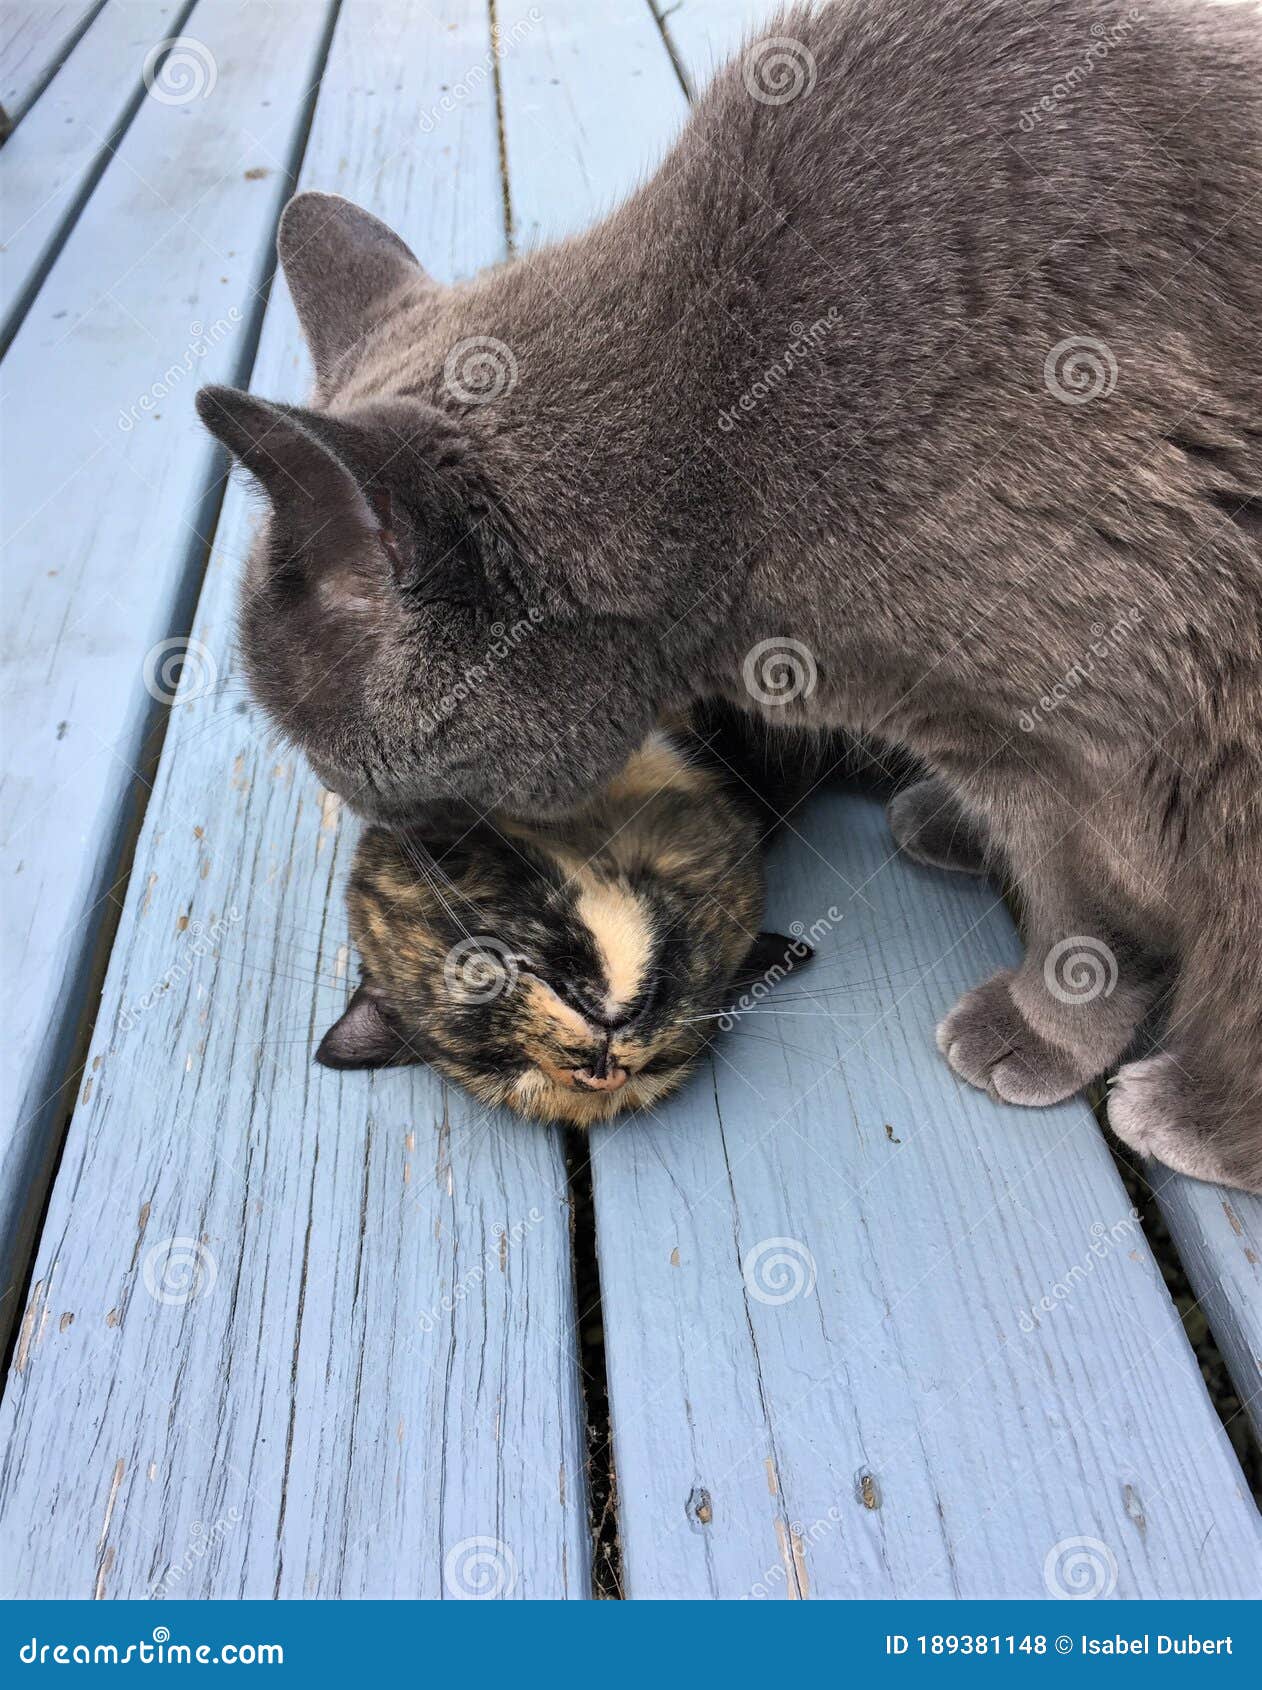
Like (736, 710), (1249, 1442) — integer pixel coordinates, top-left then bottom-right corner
(0, 0), (1259, 1600)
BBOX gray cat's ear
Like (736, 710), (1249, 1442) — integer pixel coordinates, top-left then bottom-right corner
(315, 985), (421, 1070)
(195, 384), (377, 559)
(277, 192), (425, 387)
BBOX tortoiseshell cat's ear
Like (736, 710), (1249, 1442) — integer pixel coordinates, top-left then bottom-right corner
(277, 191), (428, 390)
(730, 932), (814, 996)
(316, 984), (423, 1070)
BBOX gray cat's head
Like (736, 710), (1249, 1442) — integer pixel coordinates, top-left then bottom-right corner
(196, 193), (683, 825)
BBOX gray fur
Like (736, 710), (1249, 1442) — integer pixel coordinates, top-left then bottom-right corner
(197, 0), (1262, 1190)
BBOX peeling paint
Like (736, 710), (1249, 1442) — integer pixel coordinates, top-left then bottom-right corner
(14, 1279), (46, 1374)
(98, 1459), (125, 1552)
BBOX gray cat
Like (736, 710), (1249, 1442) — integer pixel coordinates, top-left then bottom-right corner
(197, 0), (1262, 1191)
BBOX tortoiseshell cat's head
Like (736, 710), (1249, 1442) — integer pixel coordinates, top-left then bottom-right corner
(315, 736), (810, 1125)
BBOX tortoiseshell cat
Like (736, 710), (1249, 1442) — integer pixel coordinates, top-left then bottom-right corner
(315, 715), (831, 1123)
(199, 0), (1262, 1187)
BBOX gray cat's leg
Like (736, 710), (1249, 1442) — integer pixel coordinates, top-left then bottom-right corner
(1108, 858), (1262, 1192)
(888, 777), (991, 875)
(937, 848), (1167, 1108)
(1107, 1055), (1262, 1190)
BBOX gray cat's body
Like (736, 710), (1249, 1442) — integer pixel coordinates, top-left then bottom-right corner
(198, 0), (1262, 1189)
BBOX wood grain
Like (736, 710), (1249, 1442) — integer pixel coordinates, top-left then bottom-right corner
(0, 0), (190, 344)
(0, 0), (591, 1598)
(1154, 1179), (1262, 1444)
(0, 0), (101, 132)
(0, 0), (335, 1342)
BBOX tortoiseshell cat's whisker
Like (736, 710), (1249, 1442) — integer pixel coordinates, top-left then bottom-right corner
(390, 828), (484, 942)
(710, 1029), (839, 1067)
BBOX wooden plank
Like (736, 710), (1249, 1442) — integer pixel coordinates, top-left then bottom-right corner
(498, 0), (691, 250)
(594, 793), (1262, 1597)
(0, 0), (591, 1600)
(0, 0), (336, 1344)
(1153, 1179), (1262, 1444)
(500, 0), (1262, 1598)
(0, 0), (101, 134)
(0, 0), (191, 346)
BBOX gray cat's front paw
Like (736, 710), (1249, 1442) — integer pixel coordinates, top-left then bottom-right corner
(888, 779), (989, 875)
(937, 971), (1093, 1106)
(1108, 1054), (1262, 1193)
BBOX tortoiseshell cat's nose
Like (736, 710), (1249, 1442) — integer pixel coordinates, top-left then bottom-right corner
(573, 1065), (629, 1094)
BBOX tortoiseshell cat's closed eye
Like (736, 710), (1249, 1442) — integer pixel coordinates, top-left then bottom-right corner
(316, 724), (820, 1124)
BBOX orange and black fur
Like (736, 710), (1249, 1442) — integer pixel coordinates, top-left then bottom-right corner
(316, 712), (845, 1124)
